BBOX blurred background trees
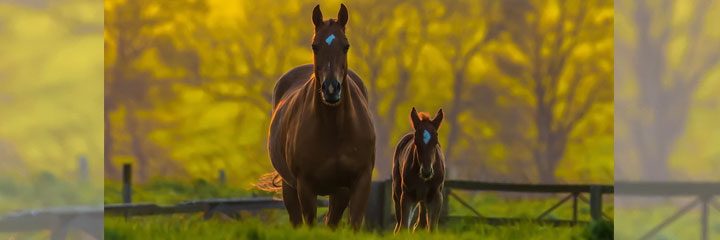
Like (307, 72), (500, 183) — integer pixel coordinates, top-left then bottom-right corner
(615, 0), (720, 181)
(0, 0), (103, 182)
(104, 0), (614, 186)
(0, 0), (104, 215)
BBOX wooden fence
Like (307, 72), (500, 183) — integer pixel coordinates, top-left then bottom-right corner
(109, 165), (613, 230)
(365, 179), (614, 230)
(0, 207), (103, 240)
(0, 163), (614, 239)
(615, 181), (720, 240)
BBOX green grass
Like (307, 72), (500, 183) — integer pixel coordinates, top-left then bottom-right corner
(0, 172), (103, 240)
(104, 215), (590, 240)
(615, 199), (720, 239)
(0, 172), (102, 215)
(101, 180), (613, 239)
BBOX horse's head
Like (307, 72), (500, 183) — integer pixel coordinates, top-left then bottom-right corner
(311, 4), (350, 106)
(410, 107), (444, 181)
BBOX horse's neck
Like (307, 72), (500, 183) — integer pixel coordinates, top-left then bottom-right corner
(404, 144), (419, 170)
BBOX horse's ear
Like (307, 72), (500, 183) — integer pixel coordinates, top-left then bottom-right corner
(410, 107), (420, 130)
(432, 108), (444, 129)
(337, 4), (348, 28)
(312, 5), (324, 29)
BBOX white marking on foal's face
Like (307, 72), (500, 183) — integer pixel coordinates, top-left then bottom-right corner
(325, 34), (335, 45)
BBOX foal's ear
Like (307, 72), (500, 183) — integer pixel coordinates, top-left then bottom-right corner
(410, 107), (420, 130)
(432, 108), (444, 129)
(312, 5), (324, 28)
(337, 4), (348, 28)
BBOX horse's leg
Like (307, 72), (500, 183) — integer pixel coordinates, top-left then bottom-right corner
(296, 178), (317, 227)
(415, 201), (428, 231)
(347, 171), (372, 231)
(396, 192), (415, 234)
(282, 181), (302, 227)
(427, 189), (443, 231)
(326, 187), (350, 229)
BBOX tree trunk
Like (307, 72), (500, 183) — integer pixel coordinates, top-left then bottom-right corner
(125, 104), (148, 183)
(374, 67), (412, 179)
(373, 120), (392, 179)
(104, 109), (118, 180)
(443, 68), (466, 179)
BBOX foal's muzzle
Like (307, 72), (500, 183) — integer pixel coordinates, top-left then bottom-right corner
(420, 167), (434, 180)
(321, 79), (341, 104)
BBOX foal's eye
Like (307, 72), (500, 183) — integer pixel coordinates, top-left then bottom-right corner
(343, 45), (350, 54)
(312, 44), (319, 54)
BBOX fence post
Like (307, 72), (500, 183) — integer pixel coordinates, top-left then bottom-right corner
(364, 181), (385, 231)
(383, 179), (393, 229)
(701, 195), (709, 240)
(572, 192), (578, 223)
(122, 163), (132, 204)
(590, 185), (602, 221)
(441, 186), (450, 221)
(77, 155), (89, 183)
(218, 169), (226, 185)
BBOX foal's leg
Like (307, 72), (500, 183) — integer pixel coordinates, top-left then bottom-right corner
(392, 183), (402, 233)
(296, 178), (317, 227)
(427, 190), (443, 231)
(326, 187), (350, 229)
(348, 171), (372, 231)
(282, 181), (302, 227)
(396, 193), (416, 233)
(415, 202), (428, 231)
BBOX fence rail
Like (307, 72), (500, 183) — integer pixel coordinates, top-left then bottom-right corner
(0, 163), (616, 239)
(0, 207), (103, 240)
(104, 198), (330, 219)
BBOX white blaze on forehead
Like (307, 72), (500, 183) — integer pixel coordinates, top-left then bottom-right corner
(325, 34), (335, 45)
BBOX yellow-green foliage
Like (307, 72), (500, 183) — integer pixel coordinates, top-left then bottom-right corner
(104, 0), (613, 187)
(0, 0), (103, 181)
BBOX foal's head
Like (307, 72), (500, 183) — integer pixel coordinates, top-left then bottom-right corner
(410, 107), (444, 181)
(311, 4), (350, 106)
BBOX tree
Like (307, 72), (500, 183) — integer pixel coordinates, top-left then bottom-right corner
(494, 0), (613, 183)
(105, 0), (208, 181)
(615, 0), (720, 181)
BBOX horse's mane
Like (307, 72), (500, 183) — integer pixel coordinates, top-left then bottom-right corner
(323, 19), (346, 30)
(417, 112), (431, 121)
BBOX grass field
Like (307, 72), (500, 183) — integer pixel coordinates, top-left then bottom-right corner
(101, 179), (612, 239)
(0, 172), (103, 239)
(105, 215), (600, 240)
(0, 173), (102, 215)
(615, 197), (720, 239)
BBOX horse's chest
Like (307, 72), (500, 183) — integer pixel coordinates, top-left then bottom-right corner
(288, 123), (373, 173)
(403, 181), (432, 201)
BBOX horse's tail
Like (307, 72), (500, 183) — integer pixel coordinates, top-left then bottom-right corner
(256, 171), (283, 194)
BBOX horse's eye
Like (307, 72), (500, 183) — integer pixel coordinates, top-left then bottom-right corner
(343, 45), (350, 54)
(312, 44), (319, 54)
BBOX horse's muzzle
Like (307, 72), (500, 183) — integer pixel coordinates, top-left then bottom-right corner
(321, 79), (341, 104)
(420, 167), (434, 180)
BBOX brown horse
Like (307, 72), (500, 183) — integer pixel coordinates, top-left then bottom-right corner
(392, 107), (445, 233)
(260, 4), (375, 230)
